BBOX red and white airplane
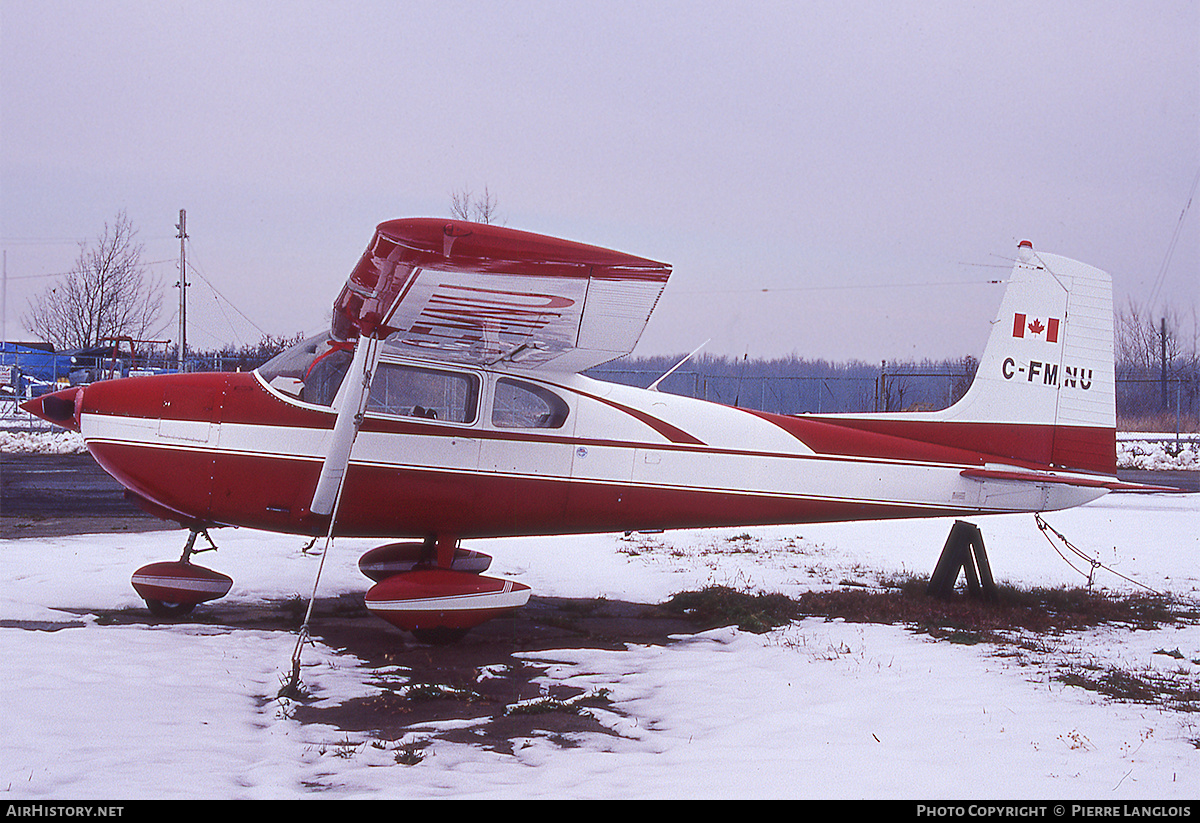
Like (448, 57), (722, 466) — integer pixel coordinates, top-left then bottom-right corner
(24, 218), (1126, 641)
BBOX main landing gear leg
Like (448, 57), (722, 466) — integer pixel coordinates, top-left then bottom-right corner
(435, 534), (458, 570)
(406, 534), (471, 644)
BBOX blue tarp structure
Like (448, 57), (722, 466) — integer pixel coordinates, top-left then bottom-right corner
(1, 342), (70, 394)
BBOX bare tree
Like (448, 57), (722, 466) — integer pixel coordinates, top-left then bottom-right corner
(23, 212), (164, 350)
(1116, 297), (1193, 372)
(450, 186), (501, 224)
(1115, 295), (1199, 423)
(949, 354), (979, 405)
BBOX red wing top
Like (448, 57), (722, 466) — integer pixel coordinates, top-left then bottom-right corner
(332, 218), (672, 372)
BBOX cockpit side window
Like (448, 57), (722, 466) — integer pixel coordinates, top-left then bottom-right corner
(303, 345), (354, 406)
(367, 363), (479, 424)
(256, 332), (352, 406)
(492, 378), (570, 429)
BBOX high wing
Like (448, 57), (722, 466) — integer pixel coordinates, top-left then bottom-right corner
(330, 218), (672, 373)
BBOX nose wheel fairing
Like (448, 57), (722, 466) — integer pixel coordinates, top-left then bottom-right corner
(131, 529), (231, 618)
(131, 562), (233, 616)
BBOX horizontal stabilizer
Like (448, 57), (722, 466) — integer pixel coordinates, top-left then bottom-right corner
(959, 467), (1112, 488)
(960, 467), (1184, 493)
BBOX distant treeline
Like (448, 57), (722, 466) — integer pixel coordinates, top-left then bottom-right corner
(586, 353), (981, 415)
(590, 352), (1197, 430)
(1114, 364), (1199, 431)
(181, 336), (1196, 430)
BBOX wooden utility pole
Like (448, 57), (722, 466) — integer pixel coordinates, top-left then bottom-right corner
(1161, 316), (1168, 410)
(176, 210), (188, 371)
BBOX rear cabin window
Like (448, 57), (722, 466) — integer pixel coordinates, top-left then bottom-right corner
(367, 363), (479, 424)
(492, 378), (570, 429)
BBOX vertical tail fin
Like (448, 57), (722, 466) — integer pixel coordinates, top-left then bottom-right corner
(940, 241), (1115, 473)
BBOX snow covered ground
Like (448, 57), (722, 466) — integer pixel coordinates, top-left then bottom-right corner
(1, 445), (1198, 798)
(2, 428), (1198, 799)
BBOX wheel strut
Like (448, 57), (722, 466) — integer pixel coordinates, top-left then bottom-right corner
(179, 528), (218, 563)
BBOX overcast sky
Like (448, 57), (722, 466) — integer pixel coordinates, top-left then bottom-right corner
(2, 0), (1197, 363)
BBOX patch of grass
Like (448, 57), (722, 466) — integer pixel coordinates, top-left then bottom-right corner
(1055, 666), (1200, 711)
(666, 582), (1200, 715)
(663, 581), (1197, 637)
(330, 736), (361, 759)
(504, 688), (613, 717)
(393, 740), (428, 765)
(556, 597), (608, 615)
(664, 586), (799, 633)
(941, 630), (987, 645)
(504, 696), (582, 716)
(401, 682), (481, 702)
(277, 674), (310, 702)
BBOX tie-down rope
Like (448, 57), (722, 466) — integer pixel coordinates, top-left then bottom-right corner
(1034, 512), (1160, 595)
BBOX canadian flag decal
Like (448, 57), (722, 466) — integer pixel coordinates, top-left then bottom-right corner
(1012, 313), (1060, 343)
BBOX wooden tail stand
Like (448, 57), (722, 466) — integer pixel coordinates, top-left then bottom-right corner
(927, 521), (998, 601)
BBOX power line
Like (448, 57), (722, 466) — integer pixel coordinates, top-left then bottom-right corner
(673, 278), (1004, 296)
(184, 247), (270, 340)
(1147, 166), (1199, 311)
(5, 258), (176, 280)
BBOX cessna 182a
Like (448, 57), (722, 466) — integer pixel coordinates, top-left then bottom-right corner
(23, 218), (1126, 641)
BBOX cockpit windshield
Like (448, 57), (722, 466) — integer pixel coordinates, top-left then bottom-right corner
(256, 332), (352, 406)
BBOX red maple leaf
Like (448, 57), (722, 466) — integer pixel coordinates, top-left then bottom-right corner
(1027, 318), (1045, 335)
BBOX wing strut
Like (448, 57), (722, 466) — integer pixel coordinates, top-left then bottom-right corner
(284, 331), (385, 698)
(309, 335), (383, 516)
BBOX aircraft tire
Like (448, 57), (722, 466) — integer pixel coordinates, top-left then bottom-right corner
(144, 599), (197, 618)
(410, 626), (470, 645)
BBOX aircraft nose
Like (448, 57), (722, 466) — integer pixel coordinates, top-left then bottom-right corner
(20, 386), (83, 432)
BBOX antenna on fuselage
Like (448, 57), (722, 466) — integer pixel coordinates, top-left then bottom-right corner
(733, 350), (748, 408)
(648, 338), (709, 392)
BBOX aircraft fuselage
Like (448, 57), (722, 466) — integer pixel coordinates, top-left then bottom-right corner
(58, 359), (1110, 540)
